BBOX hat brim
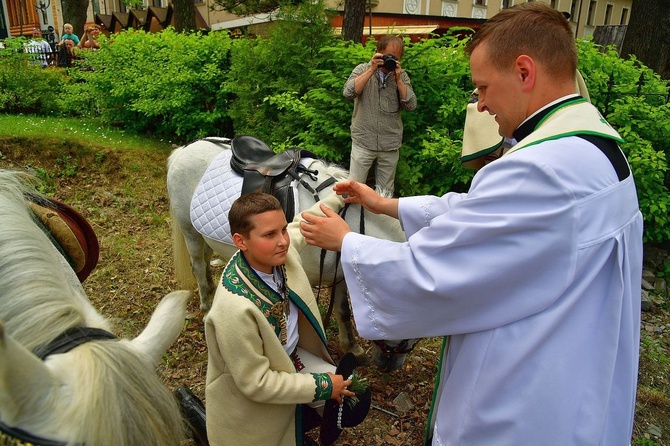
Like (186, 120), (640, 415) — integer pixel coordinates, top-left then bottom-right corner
(29, 196), (99, 282)
(319, 352), (371, 445)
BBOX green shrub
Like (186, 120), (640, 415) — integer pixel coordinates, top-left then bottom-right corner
(0, 38), (66, 115)
(224, 0), (339, 147)
(61, 28), (234, 141)
(578, 39), (670, 245)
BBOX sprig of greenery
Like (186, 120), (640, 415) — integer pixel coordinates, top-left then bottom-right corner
(344, 370), (369, 409)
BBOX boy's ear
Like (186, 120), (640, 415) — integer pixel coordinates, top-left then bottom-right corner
(232, 233), (247, 251)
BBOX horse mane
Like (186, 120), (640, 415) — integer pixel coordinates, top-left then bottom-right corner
(57, 342), (185, 446)
(0, 170), (186, 445)
(0, 171), (91, 351)
(311, 159), (349, 183)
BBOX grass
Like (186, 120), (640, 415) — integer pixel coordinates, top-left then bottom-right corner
(0, 114), (173, 153)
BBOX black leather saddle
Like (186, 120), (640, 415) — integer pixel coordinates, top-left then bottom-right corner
(229, 135), (319, 222)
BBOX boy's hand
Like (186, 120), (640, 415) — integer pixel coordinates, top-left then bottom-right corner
(328, 372), (355, 405)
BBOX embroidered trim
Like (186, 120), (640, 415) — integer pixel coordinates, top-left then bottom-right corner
(312, 373), (332, 402)
(351, 238), (386, 338)
(420, 199), (432, 227)
(222, 252), (294, 342)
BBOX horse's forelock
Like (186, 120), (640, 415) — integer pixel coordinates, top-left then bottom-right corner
(53, 342), (186, 445)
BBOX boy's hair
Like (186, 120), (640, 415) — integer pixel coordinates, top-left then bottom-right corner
(229, 193), (283, 237)
(64, 23), (73, 30)
(465, 2), (576, 83)
(377, 35), (404, 58)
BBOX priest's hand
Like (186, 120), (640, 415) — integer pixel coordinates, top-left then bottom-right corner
(334, 179), (399, 219)
(300, 204), (350, 252)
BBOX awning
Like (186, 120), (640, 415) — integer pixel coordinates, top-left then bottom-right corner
(333, 24), (439, 36)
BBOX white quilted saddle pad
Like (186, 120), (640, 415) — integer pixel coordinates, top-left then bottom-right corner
(190, 150), (308, 245)
(190, 150), (241, 245)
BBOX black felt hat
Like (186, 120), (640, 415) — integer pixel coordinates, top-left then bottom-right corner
(319, 352), (371, 445)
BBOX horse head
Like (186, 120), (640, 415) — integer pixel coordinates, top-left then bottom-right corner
(0, 169), (190, 445)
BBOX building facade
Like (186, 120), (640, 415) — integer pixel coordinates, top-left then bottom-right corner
(0, 0), (633, 43)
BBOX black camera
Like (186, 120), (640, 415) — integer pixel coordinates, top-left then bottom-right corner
(382, 54), (397, 71)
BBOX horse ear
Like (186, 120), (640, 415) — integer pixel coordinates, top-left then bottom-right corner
(128, 291), (190, 367)
(0, 322), (58, 425)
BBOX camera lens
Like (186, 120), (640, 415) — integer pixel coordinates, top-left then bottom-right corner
(382, 54), (397, 71)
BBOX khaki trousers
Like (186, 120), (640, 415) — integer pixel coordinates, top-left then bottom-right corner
(349, 143), (399, 195)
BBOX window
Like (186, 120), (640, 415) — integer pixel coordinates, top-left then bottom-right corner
(620, 7), (628, 25)
(152, 0), (161, 6)
(404, 0), (421, 14)
(586, 0), (596, 26)
(550, 0), (557, 8)
(604, 3), (613, 24)
(474, 0), (487, 5)
(441, 0), (458, 16)
(570, 0), (578, 21)
(501, 0), (512, 8)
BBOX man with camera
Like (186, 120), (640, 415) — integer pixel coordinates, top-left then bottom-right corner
(343, 35), (417, 196)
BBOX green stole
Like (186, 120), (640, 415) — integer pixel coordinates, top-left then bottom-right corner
(506, 97), (623, 154)
(423, 98), (624, 445)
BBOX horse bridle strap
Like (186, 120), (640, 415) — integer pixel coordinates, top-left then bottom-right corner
(0, 420), (68, 446)
(373, 339), (418, 356)
(33, 326), (117, 360)
(320, 204), (365, 328)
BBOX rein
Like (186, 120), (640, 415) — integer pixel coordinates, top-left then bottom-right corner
(0, 328), (112, 446)
(318, 203), (366, 329)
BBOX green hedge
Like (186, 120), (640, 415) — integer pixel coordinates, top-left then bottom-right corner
(1, 13), (669, 244)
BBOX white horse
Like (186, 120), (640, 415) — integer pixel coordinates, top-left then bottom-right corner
(167, 137), (420, 372)
(0, 169), (191, 446)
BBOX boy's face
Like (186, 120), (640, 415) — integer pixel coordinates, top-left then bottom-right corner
(233, 210), (289, 274)
(64, 25), (73, 34)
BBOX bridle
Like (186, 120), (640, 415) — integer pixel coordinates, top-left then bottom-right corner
(318, 202), (365, 329)
(372, 338), (419, 357)
(0, 420), (68, 446)
(33, 326), (117, 360)
(0, 327), (117, 445)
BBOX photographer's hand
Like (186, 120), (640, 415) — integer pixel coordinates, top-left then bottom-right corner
(354, 53), (382, 95)
(394, 61), (408, 101)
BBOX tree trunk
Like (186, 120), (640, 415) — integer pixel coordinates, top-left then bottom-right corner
(61, 0), (89, 37)
(173, 0), (196, 32)
(342, 0), (366, 43)
(621, 0), (670, 79)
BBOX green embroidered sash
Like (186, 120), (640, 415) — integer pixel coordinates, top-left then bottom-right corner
(222, 251), (294, 341)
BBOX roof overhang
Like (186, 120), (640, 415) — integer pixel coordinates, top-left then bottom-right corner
(333, 24), (439, 36)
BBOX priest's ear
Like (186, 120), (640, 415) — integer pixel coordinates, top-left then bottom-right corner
(232, 232), (248, 251)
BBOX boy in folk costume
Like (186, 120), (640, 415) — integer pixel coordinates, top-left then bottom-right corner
(204, 193), (369, 446)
